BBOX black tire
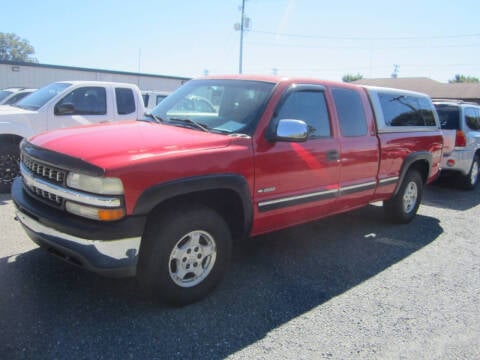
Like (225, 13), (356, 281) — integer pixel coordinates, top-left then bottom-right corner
(0, 142), (21, 194)
(384, 169), (423, 224)
(460, 155), (479, 190)
(137, 204), (232, 306)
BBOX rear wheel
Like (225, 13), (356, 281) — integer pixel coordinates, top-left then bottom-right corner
(137, 204), (232, 306)
(384, 169), (423, 224)
(460, 154), (479, 190)
(0, 142), (21, 193)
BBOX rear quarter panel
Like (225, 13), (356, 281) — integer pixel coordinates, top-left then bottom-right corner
(373, 131), (443, 200)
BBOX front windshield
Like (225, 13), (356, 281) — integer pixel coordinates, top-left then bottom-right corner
(150, 79), (275, 135)
(15, 82), (71, 111)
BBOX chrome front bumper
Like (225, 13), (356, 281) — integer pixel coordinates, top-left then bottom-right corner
(16, 210), (141, 277)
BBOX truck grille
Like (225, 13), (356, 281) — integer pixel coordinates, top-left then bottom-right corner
(29, 185), (63, 206)
(22, 154), (67, 208)
(22, 154), (66, 184)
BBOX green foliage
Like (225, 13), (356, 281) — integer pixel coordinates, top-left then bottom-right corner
(448, 74), (479, 83)
(342, 73), (363, 83)
(0, 32), (38, 63)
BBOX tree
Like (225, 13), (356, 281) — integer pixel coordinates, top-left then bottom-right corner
(342, 73), (363, 83)
(449, 74), (479, 83)
(0, 32), (38, 63)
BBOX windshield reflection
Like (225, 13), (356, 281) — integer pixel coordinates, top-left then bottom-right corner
(150, 79), (274, 135)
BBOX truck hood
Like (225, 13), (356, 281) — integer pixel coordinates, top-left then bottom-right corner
(0, 105), (36, 116)
(0, 105), (41, 138)
(28, 120), (233, 168)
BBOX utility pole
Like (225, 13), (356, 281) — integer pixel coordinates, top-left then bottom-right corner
(391, 64), (400, 78)
(235, 0), (251, 74)
(239, 0), (245, 74)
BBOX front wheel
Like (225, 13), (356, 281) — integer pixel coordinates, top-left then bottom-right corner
(0, 142), (21, 193)
(137, 205), (232, 306)
(384, 169), (423, 224)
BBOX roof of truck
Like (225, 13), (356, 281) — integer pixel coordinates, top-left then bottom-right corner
(195, 74), (362, 88)
(55, 80), (141, 88)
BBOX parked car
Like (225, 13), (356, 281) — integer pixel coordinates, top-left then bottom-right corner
(12, 75), (444, 305)
(0, 88), (37, 106)
(0, 81), (146, 192)
(0, 88), (23, 103)
(434, 100), (480, 189)
(142, 90), (171, 110)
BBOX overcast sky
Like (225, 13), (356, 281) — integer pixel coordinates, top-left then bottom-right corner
(2, 0), (479, 82)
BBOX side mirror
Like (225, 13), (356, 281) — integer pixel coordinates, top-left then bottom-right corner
(272, 119), (309, 142)
(55, 103), (75, 115)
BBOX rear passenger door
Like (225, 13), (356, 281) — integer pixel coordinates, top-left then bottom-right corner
(331, 87), (379, 209)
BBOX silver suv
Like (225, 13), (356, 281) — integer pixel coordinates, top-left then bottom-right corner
(434, 100), (480, 189)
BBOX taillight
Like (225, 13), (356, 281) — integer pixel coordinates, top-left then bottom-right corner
(455, 130), (467, 147)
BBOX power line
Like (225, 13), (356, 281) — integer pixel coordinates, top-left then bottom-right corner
(251, 30), (480, 41)
(247, 41), (480, 50)
(247, 63), (479, 72)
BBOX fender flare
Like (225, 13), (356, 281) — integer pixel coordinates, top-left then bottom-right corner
(394, 151), (432, 196)
(133, 174), (253, 237)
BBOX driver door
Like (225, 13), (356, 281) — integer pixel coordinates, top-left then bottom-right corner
(51, 86), (110, 129)
(252, 85), (341, 235)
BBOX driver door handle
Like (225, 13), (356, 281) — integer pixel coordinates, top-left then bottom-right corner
(326, 150), (339, 162)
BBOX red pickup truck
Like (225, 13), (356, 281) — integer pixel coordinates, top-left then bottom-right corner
(12, 75), (444, 305)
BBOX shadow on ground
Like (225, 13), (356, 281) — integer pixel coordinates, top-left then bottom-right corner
(423, 179), (480, 211)
(0, 205), (442, 359)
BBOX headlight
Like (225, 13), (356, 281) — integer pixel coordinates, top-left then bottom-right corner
(67, 172), (124, 195)
(66, 201), (125, 221)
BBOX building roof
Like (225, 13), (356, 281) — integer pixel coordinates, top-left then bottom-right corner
(353, 77), (480, 102)
(0, 60), (190, 81)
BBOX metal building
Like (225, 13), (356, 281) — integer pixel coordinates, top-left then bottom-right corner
(0, 60), (190, 92)
(353, 77), (480, 104)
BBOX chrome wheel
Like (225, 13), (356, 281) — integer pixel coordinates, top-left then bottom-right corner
(403, 181), (418, 214)
(469, 160), (479, 186)
(168, 230), (217, 288)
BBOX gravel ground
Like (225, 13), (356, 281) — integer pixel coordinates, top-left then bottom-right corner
(0, 181), (479, 359)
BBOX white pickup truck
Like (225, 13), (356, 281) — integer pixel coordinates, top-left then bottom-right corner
(0, 81), (146, 192)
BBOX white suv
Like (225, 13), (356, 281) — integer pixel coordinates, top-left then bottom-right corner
(434, 100), (480, 189)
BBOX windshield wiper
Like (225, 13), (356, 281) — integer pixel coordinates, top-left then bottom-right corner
(145, 113), (165, 123)
(168, 117), (210, 132)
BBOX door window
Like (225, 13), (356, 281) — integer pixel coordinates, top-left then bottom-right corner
(332, 88), (367, 137)
(56, 87), (106, 115)
(274, 90), (331, 138)
(115, 88), (136, 115)
(465, 107), (480, 130)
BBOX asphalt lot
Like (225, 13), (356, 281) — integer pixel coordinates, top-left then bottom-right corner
(0, 181), (479, 359)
